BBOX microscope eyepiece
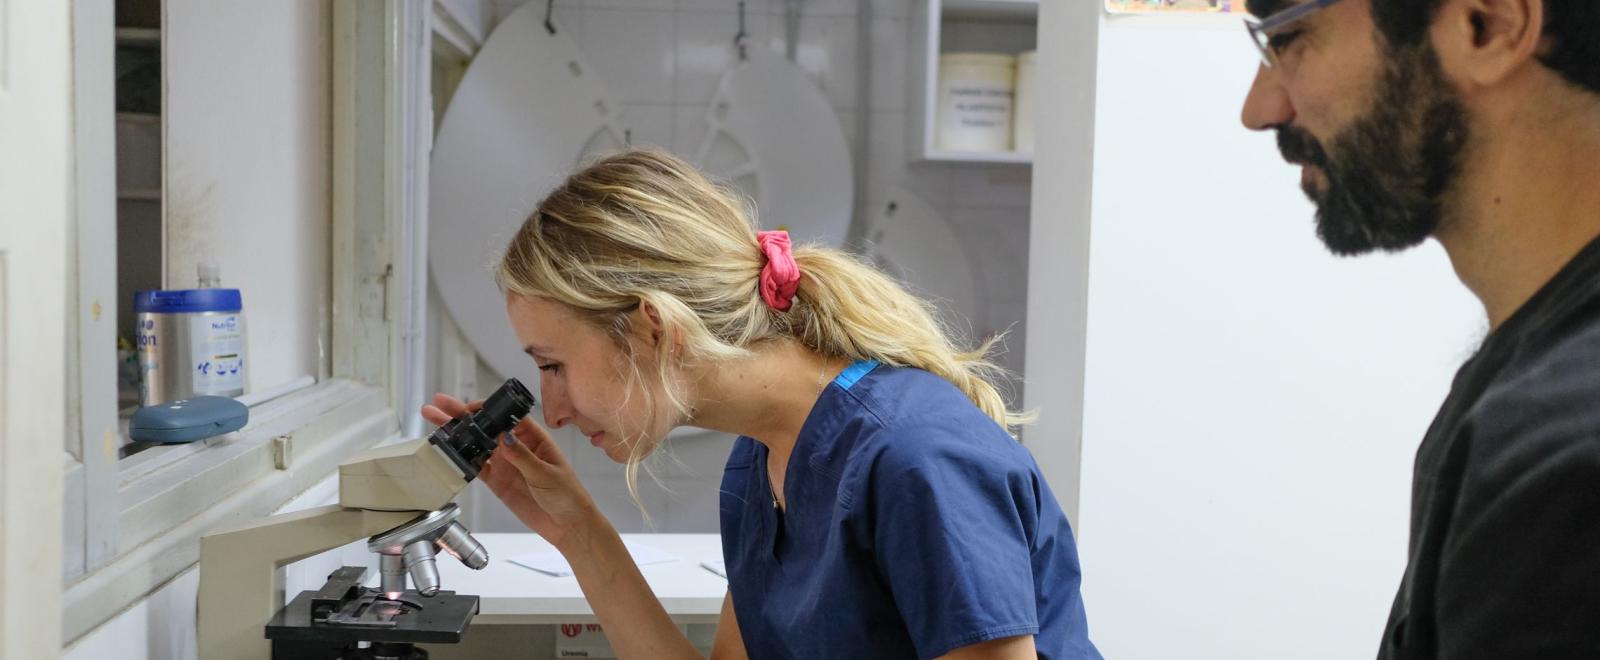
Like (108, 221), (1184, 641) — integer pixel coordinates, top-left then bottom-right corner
(477, 378), (535, 438)
(428, 378), (535, 480)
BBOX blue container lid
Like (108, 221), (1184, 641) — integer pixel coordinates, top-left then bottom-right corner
(134, 289), (243, 314)
(130, 396), (249, 443)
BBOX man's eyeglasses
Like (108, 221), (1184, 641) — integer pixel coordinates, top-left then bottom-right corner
(1246, 0), (1343, 68)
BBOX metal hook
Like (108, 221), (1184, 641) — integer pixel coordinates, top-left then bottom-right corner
(734, 1), (749, 62)
(545, 0), (557, 35)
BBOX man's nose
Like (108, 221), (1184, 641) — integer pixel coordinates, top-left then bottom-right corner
(1241, 64), (1294, 131)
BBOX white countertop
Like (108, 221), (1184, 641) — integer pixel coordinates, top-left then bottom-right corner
(434, 533), (727, 624)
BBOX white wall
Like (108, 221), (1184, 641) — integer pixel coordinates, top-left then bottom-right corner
(61, 473), (367, 660)
(454, 0), (1037, 535)
(164, 0), (332, 393)
(1072, 15), (1485, 659)
(61, 567), (199, 660)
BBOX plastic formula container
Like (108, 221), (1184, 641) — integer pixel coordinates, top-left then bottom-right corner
(1013, 50), (1037, 153)
(134, 288), (247, 405)
(935, 52), (1017, 152)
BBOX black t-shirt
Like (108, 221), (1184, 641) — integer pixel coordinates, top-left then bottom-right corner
(1380, 236), (1600, 658)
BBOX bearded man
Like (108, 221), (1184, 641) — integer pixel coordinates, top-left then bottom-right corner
(1240, 0), (1600, 656)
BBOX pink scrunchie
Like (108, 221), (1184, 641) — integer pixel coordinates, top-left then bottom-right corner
(756, 230), (800, 312)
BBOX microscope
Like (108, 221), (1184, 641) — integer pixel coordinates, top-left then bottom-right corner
(198, 379), (535, 660)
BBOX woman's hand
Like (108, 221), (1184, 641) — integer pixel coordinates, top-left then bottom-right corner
(421, 393), (602, 550)
(425, 394), (704, 660)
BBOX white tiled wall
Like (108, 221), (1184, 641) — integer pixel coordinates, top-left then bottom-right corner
(465, 0), (1033, 534)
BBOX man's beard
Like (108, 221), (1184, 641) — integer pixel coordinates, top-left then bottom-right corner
(1276, 42), (1470, 257)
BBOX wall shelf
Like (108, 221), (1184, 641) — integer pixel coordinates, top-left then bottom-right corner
(945, 0), (1040, 21)
(911, 0), (1038, 164)
(923, 148), (1033, 164)
(115, 27), (161, 47)
(117, 189), (161, 201)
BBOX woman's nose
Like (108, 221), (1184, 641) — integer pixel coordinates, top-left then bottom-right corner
(541, 386), (572, 429)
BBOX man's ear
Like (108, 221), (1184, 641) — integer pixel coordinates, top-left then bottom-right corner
(1430, 0), (1545, 90)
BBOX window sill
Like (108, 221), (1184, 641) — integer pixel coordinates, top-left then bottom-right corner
(61, 378), (400, 645)
(115, 375), (317, 468)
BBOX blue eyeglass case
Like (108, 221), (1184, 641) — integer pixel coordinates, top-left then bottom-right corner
(130, 396), (250, 443)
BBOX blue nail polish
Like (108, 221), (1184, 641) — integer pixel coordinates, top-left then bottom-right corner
(502, 434), (517, 446)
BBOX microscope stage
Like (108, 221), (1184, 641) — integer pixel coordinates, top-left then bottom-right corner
(265, 567), (478, 646)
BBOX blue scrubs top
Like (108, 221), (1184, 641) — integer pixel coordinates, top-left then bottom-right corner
(720, 362), (1101, 660)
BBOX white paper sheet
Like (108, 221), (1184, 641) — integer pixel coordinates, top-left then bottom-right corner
(507, 539), (679, 577)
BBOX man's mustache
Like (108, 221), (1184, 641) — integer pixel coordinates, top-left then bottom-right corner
(1277, 125), (1329, 170)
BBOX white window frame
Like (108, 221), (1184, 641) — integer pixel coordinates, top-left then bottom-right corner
(426, 0), (491, 403)
(60, 0), (433, 644)
(2, 0), (76, 655)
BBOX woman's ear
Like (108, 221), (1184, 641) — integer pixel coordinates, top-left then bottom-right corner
(632, 300), (666, 349)
(630, 298), (690, 365)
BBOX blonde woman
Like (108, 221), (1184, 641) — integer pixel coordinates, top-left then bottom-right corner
(422, 149), (1101, 660)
